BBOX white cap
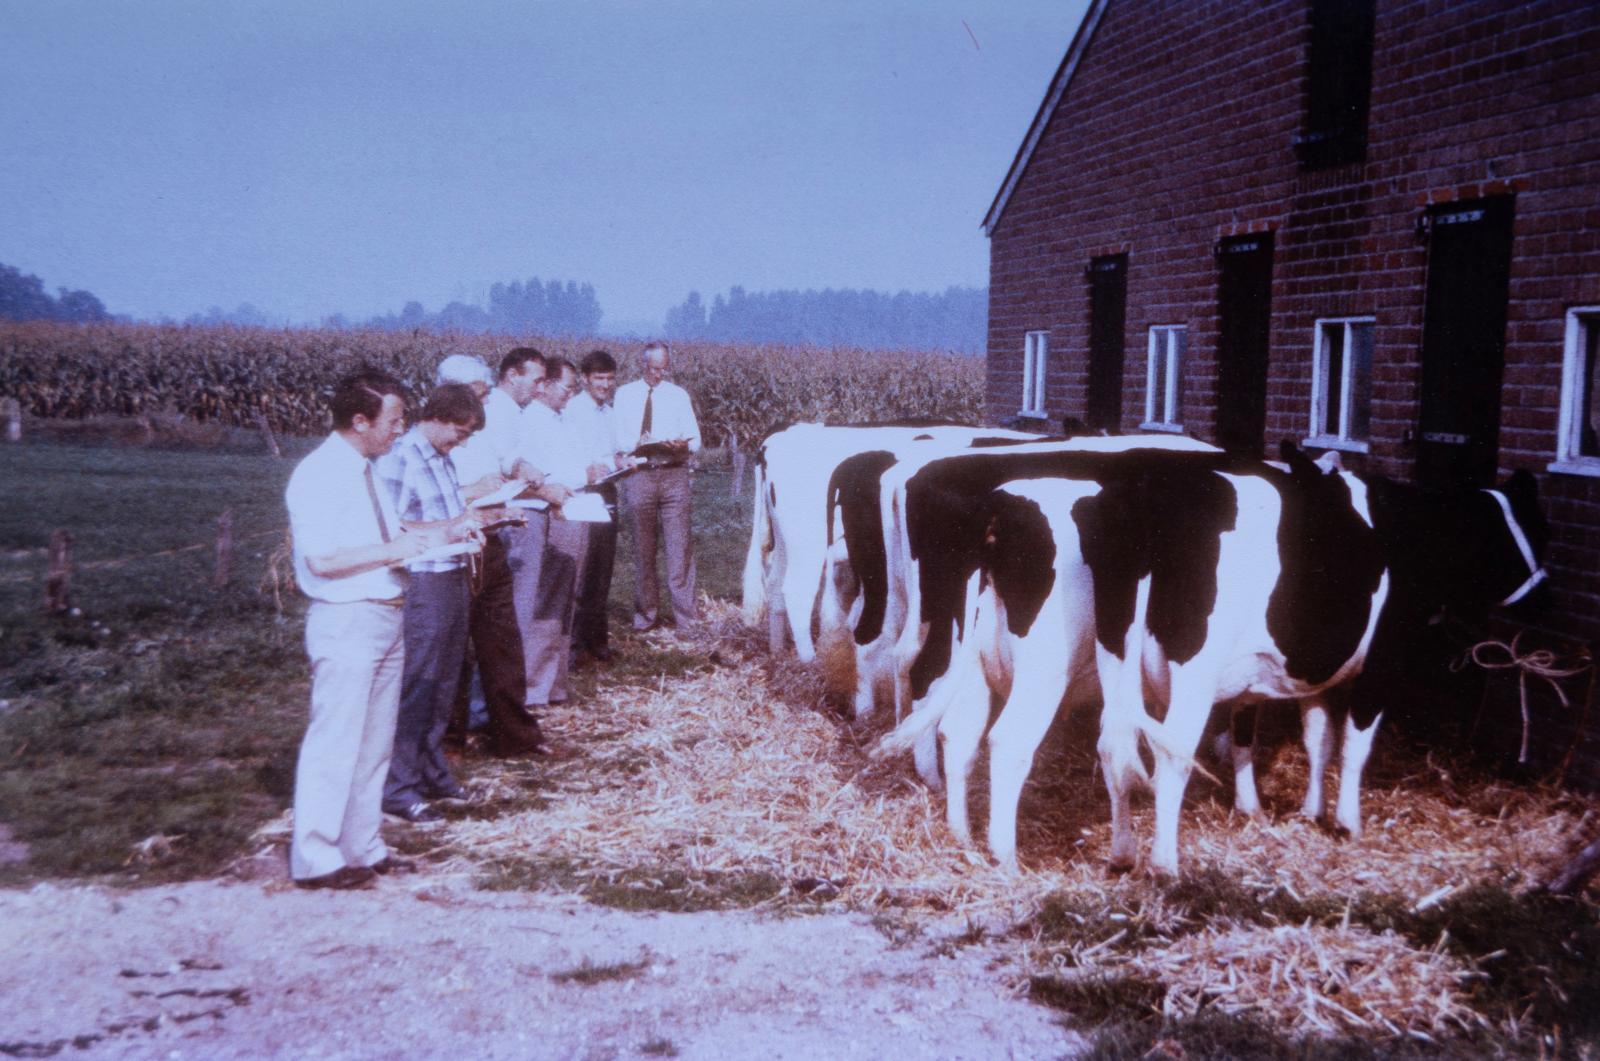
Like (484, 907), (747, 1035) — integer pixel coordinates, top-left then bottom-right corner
(435, 354), (494, 388)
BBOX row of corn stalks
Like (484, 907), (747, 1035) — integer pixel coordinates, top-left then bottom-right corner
(0, 321), (984, 446)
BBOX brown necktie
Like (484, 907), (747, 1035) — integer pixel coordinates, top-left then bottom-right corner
(364, 463), (392, 543)
(640, 385), (654, 438)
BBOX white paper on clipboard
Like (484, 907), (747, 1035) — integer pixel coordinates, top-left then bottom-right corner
(559, 492), (612, 523)
(507, 497), (550, 511)
(469, 481), (530, 509)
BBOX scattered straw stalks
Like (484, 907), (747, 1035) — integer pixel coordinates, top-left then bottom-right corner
(406, 600), (1600, 1043)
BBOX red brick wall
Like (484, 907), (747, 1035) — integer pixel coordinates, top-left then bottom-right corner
(987, 0), (1600, 648)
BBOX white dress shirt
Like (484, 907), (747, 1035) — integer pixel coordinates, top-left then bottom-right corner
(450, 385), (523, 485)
(286, 432), (405, 602)
(612, 379), (702, 454)
(514, 401), (589, 490)
(564, 390), (620, 468)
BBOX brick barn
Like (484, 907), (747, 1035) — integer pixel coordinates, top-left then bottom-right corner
(982, 0), (1600, 777)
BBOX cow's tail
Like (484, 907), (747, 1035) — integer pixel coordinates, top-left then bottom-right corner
(874, 688), (948, 758)
(740, 459), (770, 627)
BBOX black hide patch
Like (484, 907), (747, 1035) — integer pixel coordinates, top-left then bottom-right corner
(826, 450), (899, 645)
(1265, 454), (1385, 685)
(1071, 459), (1238, 664)
(903, 448), (1230, 699)
(983, 492), (1056, 637)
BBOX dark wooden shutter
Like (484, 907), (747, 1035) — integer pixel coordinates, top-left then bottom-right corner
(1297, 0), (1376, 169)
(1416, 196), (1516, 489)
(1086, 254), (1128, 431)
(1215, 233), (1276, 457)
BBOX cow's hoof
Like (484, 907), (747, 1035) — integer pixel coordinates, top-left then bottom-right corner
(1107, 855), (1136, 876)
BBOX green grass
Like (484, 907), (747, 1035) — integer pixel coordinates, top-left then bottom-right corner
(0, 438), (754, 885)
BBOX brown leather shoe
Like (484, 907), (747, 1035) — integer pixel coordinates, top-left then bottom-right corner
(294, 865), (377, 890)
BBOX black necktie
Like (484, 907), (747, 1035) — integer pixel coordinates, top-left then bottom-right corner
(640, 385), (654, 438)
(364, 463), (392, 543)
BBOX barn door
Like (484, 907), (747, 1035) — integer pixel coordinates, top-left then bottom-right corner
(1086, 254), (1128, 431)
(1416, 196), (1515, 489)
(1215, 233), (1276, 457)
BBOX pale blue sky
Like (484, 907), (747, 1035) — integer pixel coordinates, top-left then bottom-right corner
(1, 0), (1088, 333)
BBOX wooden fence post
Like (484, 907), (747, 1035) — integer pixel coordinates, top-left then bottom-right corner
(255, 411), (281, 458)
(214, 509), (234, 589)
(1, 397), (19, 443)
(730, 434), (747, 498)
(45, 529), (73, 615)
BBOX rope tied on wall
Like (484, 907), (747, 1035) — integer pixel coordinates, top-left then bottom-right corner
(1450, 633), (1593, 764)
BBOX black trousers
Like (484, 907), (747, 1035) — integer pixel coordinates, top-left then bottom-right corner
(574, 486), (618, 653)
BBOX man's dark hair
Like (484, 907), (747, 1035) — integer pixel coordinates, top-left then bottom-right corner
(580, 349), (617, 375)
(499, 347), (546, 380)
(420, 382), (486, 432)
(330, 368), (405, 430)
(544, 357), (578, 382)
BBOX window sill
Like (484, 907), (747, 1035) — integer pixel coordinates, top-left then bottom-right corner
(1302, 435), (1370, 455)
(1547, 458), (1600, 479)
(1138, 422), (1186, 434)
(1016, 408), (1047, 418)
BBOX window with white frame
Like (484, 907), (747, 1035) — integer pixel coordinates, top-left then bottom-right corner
(1143, 325), (1186, 429)
(1020, 330), (1048, 415)
(1551, 306), (1600, 477)
(1306, 317), (1374, 451)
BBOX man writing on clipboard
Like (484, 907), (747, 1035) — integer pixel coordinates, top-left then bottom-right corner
(613, 341), (701, 632)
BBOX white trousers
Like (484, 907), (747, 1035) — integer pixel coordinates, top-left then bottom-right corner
(291, 600), (404, 880)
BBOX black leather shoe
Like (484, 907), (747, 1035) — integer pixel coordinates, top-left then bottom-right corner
(425, 781), (472, 803)
(369, 856), (416, 876)
(295, 865), (377, 890)
(383, 801), (442, 824)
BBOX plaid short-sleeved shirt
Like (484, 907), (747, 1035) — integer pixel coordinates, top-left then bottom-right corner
(375, 426), (466, 573)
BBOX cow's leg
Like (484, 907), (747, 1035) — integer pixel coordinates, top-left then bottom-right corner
(934, 672), (990, 843)
(1228, 702), (1263, 818)
(1298, 696), (1333, 821)
(912, 728), (942, 792)
(986, 658), (1068, 873)
(1148, 675), (1217, 880)
(764, 531), (789, 655)
(780, 557), (823, 663)
(740, 465), (770, 628)
(1097, 652), (1145, 873)
(816, 546), (858, 698)
(1335, 705), (1382, 838)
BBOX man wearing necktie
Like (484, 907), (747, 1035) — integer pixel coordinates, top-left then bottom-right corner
(612, 342), (702, 630)
(284, 370), (455, 890)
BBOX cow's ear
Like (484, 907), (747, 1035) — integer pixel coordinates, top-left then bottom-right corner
(1314, 450), (1344, 474)
(1280, 440), (1316, 475)
(1504, 468), (1539, 506)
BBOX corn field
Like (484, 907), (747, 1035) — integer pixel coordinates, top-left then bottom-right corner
(0, 321), (984, 446)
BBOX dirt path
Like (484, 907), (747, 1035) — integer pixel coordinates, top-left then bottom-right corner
(1, 875), (1084, 1060)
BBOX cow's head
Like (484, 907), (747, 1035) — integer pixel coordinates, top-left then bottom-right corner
(1483, 469), (1550, 609)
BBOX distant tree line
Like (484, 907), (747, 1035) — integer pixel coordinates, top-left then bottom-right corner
(336, 278), (604, 337)
(0, 263), (114, 323)
(664, 285), (987, 353)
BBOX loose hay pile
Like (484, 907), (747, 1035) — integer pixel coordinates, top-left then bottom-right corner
(431, 599), (1598, 1046)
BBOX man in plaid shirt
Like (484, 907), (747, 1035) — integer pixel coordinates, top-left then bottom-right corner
(375, 383), (488, 823)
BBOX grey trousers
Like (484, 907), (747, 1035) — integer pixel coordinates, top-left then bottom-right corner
(384, 569), (469, 810)
(623, 465), (697, 629)
(506, 512), (589, 706)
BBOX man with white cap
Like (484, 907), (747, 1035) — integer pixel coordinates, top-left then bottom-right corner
(442, 349), (551, 757)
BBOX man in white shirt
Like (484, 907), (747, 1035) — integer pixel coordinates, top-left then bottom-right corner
(448, 348), (552, 757)
(612, 342), (701, 630)
(510, 357), (591, 710)
(564, 349), (622, 662)
(284, 369), (454, 890)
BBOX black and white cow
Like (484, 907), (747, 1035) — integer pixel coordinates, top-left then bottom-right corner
(1087, 446), (1547, 878)
(840, 436), (1217, 788)
(883, 444), (1547, 879)
(741, 422), (1036, 664)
